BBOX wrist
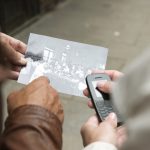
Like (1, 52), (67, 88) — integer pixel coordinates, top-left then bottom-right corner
(6, 105), (62, 125)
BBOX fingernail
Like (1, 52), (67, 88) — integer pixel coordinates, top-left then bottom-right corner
(109, 113), (117, 121)
(105, 113), (116, 121)
(97, 81), (107, 88)
(20, 57), (27, 65)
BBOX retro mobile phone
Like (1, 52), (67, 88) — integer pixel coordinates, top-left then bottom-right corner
(86, 73), (123, 126)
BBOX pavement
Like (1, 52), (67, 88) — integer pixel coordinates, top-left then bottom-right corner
(2, 0), (150, 149)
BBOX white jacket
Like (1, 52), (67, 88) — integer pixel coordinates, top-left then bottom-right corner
(83, 142), (117, 150)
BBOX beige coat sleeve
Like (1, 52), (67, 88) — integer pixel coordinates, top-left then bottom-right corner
(82, 142), (118, 150)
(112, 50), (150, 150)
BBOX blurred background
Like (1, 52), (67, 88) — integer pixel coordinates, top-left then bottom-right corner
(1, 0), (150, 149)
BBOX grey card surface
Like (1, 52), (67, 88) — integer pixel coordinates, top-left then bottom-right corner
(18, 33), (108, 97)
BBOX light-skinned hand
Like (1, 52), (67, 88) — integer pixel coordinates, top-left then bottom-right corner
(81, 113), (118, 146)
(82, 70), (126, 148)
(81, 113), (126, 148)
(0, 32), (27, 80)
(83, 70), (123, 108)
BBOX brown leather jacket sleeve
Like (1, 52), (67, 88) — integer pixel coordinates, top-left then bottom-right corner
(0, 105), (63, 150)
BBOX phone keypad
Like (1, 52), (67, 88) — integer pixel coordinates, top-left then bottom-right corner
(95, 100), (115, 120)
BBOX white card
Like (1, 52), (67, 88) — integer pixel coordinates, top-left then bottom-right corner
(18, 33), (108, 97)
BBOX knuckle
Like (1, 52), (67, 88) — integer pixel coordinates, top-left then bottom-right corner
(103, 82), (110, 91)
(7, 91), (17, 102)
(80, 125), (86, 135)
(59, 103), (64, 113)
(33, 76), (49, 86)
(54, 91), (59, 99)
(17, 40), (21, 47)
(0, 34), (7, 44)
(1, 36), (6, 44)
(51, 88), (59, 99)
(59, 110), (64, 123)
(39, 76), (49, 84)
(16, 40), (26, 51)
(56, 101), (64, 123)
(104, 83), (109, 89)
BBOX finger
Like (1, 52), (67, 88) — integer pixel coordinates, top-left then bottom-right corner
(8, 71), (20, 80)
(91, 70), (123, 81)
(117, 126), (126, 137)
(86, 115), (99, 128)
(5, 65), (22, 80)
(1, 33), (27, 54)
(32, 76), (50, 85)
(97, 81), (112, 93)
(105, 113), (117, 128)
(48, 84), (59, 99)
(0, 66), (9, 81)
(117, 134), (127, 148)
(3, 43), (27, 66)
(83, 88), (89, 97)
(9, 38), (27, 54)
(87, 100), (94, 108)
(117, 126), (127, 147)
(11, 66), (22, 72)
(103, 70), (123, 80)
(10, 49), (27, 65)
(26, 76), (50, 91)
(58, 104), (64, 124)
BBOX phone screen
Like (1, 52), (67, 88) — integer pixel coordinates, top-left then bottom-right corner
(92, 80), (107, 98)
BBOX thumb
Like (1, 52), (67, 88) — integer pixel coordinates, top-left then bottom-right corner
(105, 113), (117, 128)
(3, 44), (27, 66)
(97, 81), (112, 93)
(95, 113), (118, 146)
(86, 115), (99, 128)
